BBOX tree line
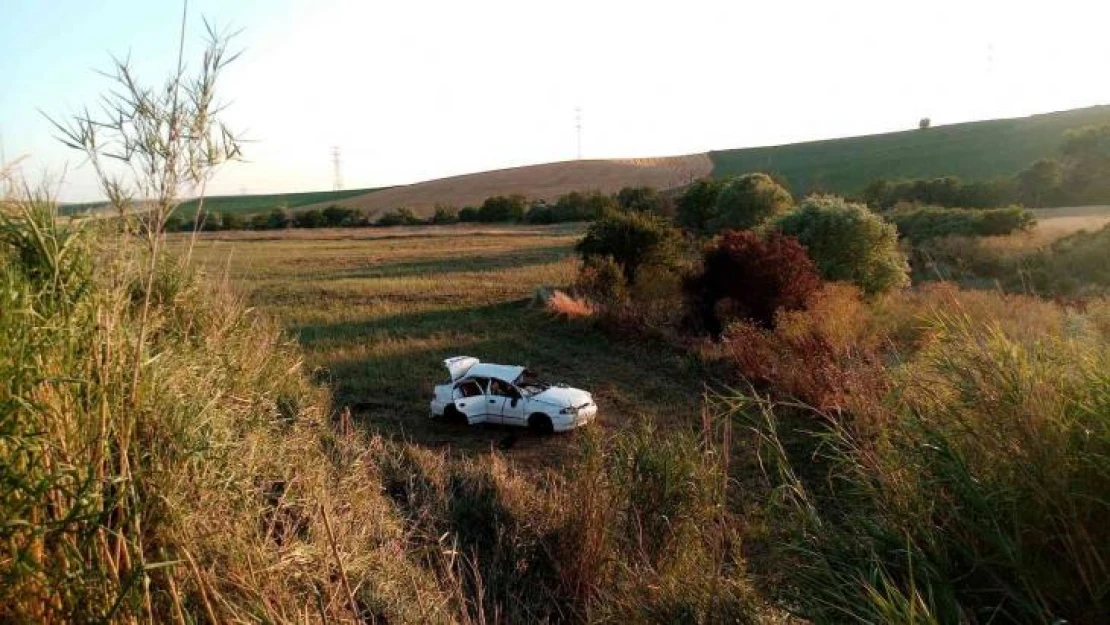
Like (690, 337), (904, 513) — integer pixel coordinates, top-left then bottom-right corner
(862, 123), (1110, 209)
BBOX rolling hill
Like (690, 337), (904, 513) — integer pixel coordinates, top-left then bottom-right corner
(59, 104), (1110, 219)
(709, 105), (1110, 194)
(299, 155), (712, 218)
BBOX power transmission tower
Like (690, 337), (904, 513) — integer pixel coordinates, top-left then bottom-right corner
(331, 146), (343, 191)
(575, 107), (582, 160)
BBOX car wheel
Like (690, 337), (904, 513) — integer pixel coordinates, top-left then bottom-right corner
(528, 413), (554, 435)
(443, 405), (466, 425)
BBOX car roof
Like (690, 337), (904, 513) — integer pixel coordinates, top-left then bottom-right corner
(464, 363), (525, 382)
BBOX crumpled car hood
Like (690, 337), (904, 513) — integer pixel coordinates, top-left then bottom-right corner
(531, 386), (592, 408)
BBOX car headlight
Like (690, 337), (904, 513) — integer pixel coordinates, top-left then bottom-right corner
(559, 406), (578, 415)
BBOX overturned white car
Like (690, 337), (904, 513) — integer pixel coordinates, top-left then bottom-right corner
(430, 356), (597, 433)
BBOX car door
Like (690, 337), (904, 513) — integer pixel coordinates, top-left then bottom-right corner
(453, 378), (492, 424)
(485, 378), (514, 425)
(497, 384), (528, 427)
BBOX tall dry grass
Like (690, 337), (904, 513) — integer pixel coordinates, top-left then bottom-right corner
(718, 284), (1110, 623)
(0, 195), (456, 622)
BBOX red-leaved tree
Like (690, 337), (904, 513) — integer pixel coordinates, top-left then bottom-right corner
(685, 230), (821, 335)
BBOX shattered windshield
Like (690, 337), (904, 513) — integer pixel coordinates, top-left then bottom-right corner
(515, 369), (549, 395)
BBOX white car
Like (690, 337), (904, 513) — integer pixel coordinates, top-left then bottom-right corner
(430, 356), (597, 433)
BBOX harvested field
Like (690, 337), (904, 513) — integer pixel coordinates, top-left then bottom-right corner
(299, 154), (713, 217)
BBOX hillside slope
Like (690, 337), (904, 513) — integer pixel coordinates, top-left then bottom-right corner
(58, 104), (1110, 218)
(299, 155), (712, 217)
(710, 105), (1110, 195)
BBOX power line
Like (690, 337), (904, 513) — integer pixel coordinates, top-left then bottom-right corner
(331, 146), (343, 191)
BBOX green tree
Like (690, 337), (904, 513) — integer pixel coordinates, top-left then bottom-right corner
(708, 173), (794, 232)
(322, 205), (356, 227)
(266, 207), (291, 229)
(616, 186), (662, 213)
(576, 210), (684, 284)
(430, 204), (459, 224)
(1060, 124), (1110, 203)
(248, 213), (269, 230)
(769, 195), (908, 295)
(293, 209), (324, 228)
(675, 178), (726, 232)
(376, 207), (422, 226)
(458, 206), (480, 222)
(221, 211), (244, 231)
(478, 195), (527, 222)
(1017, 159), (1062, 207)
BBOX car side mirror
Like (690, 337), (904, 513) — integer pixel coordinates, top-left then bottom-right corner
(511, 398), (519, 408)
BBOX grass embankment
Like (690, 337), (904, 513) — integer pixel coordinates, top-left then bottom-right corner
(711, 105), (1110, 194)
(0, 200), (454, 622)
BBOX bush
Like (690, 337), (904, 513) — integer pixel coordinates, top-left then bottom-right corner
(376, 207), (423, 227)
(1029, 222), (1110, 295)
(709, 174), (792, 229)
(527, 191), (615, 224)
(738, 308), (1110, 624)
(574, 255), (629, 307)
(266, 207), (292, 229)
(863, 176), (1018, 209)
(616, 186), (663, 214)
(576, 209), (684, 284)
(707, 173), (794, 233)
(429, 204), (459, 224)
(477, 194), (527, 222)
(675, 177), (726, 233)
(685, 230), (821, 334)
(322, 204), (360, 227)
(771, 195), (909, 295)
(292, 208), (324, 228)
(458, 206), (479, 222)
(889, 204), (1035, 242)
(221, 211), (244, 230)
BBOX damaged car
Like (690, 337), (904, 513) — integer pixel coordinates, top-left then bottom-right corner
(430, 356), (597, 433)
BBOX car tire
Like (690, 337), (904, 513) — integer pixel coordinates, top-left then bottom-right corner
(443, 405), (466, 425)
(528, 413), (554, 435)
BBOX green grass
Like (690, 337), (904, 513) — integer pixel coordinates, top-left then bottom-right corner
(711, 104), (1110, 194)
(186, 224), (705, 464)
(61, 186), (390, 217)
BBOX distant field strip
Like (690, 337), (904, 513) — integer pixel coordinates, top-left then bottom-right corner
(61, 186), (389, 217)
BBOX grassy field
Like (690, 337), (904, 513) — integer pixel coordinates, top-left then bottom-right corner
(711, 104), (1110, 194)
(186, 223), (704, 466)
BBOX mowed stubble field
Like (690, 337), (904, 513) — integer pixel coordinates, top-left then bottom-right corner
(184, 223), (703, 466)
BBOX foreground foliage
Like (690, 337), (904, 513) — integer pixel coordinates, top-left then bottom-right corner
(729, 299), (1110, 623)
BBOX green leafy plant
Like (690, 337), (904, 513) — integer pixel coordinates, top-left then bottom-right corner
(770, 195), (909, 294)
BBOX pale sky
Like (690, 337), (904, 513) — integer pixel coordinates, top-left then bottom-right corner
(2, 0), (1109, 201)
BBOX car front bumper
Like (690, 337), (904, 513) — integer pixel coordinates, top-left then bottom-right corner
(554, 402), (598, 432)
